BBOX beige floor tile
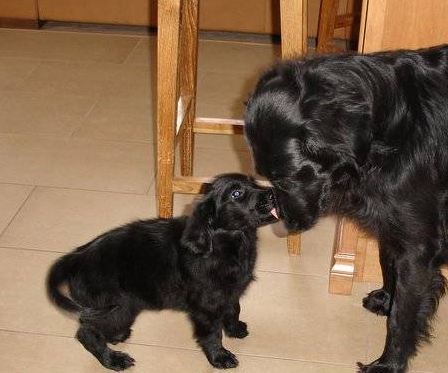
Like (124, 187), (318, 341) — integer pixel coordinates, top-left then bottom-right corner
(195, 133), (249, 151)
(0, 331), (207, 373)
(15, 61), (154, 100)
(198, 40), (280, 75)
(104, 63), (154, 101)
(256, 216), (337, 276)
(0, 134), (154, 193)
(0, 29), (139, 63)
(0, 247), (78, 336)
(0, 90), (95, 137)
(0, 58), (37, 91)
(0, 245), (366, 366)
(365, 294), (448, 373)
(190, 146), (254, 176)
(0, 187), (156, 252)
(123, 37), (156, 66)
(0, 183), (33, 234)
(197, 70), (259, 119)
(0, 330), (359, 373)
(196, 101), (241, 119)
(72, 97), (154, 142)
(224, 271), (369, 365)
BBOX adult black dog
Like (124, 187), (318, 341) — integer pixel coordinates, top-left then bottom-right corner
(47, 173), (278, 371)
(245, 44), (448, 372)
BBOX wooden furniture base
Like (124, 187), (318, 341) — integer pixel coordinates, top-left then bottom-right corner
(329, 217), (448, 295)
(0, 18), (40, 29)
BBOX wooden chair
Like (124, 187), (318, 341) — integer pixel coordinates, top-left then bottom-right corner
(156, 0), (308, 255)
(317, 0), (360, 53)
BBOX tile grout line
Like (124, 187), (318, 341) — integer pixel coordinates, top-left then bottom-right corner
(0, 186), (36, 239)
(0, 328), (360, 369)
(68, 96), (101, 139)
(0, 182), (152, 197)
(121, 38), (144, 65)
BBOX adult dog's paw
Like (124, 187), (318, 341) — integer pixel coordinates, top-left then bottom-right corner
(362, 289), (391, 316)
(209, 348), (239, 369)
(104, 351), (135, 371)
(225, 321), (249, 339)
(357, 361), (405, 373)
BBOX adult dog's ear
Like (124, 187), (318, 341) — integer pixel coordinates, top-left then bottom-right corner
(181, 195), (216, 255)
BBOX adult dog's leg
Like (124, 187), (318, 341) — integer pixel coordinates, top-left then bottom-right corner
(363, 240), (396, 316)
(190, 311), (239, 369)
(223, 301), (249, 339)
(76, 323), (135, 371)
(358, 256), (446, 372)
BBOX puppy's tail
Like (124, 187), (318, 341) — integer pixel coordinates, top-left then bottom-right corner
(46, 253), (82, 313)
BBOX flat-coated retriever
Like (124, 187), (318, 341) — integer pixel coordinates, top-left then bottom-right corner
(47, 173), (278, 371)
(245, 44), (448, 372)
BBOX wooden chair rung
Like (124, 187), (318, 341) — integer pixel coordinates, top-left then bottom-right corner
(194, 117), (244, 135)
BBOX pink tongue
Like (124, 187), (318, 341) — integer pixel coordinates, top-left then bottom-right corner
(270, 208), (279, 219)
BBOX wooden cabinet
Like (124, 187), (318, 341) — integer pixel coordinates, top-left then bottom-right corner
(330, 0), (448, 295)
(2, 0), (358, 40)
(358, 0), (448, 53)
(0, 0), (39, 28)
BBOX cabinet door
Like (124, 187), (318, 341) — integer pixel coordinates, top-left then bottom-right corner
(358, 0), (448, 53)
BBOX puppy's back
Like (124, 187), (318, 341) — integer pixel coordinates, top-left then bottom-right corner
(47, 217), (188, 312)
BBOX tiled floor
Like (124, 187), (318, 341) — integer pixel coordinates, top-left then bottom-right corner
(0, 28), (445, 373)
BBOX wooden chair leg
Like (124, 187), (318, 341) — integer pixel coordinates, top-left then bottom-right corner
(157, 0), (182, 218)
(280, 0), (307, 255)
(280, 0), (308, 58)
(287, 232), (301, 255)
(179, 0), (199, 177)
(317, 0), (339, 53)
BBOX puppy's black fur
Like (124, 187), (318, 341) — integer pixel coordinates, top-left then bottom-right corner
(245, 45), (448, 372)
(47, 174), (277, 371)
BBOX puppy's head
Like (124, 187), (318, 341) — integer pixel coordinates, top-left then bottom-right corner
(181, 173), (278, 255)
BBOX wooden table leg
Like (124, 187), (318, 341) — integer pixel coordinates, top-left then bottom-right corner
(157, 0), (182, 218)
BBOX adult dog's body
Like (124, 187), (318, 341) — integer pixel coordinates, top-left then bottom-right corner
(245, 45), (448, 372)
(47, 174), (277, 371)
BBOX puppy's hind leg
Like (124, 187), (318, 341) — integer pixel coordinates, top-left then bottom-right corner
(223, 301), (248, 339)
(76, 323), (135, 371)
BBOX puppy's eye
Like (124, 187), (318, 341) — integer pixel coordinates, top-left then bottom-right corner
(230, 190), (244, 200)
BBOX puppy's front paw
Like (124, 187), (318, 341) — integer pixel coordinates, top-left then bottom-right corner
(362, 289), (391, 316)
(104, 351), (135, 371)
(357, 361), (405, 373)
(110, 329), (132, 345)
(225, 321), (249, 339)
(209, 348), (239, 369)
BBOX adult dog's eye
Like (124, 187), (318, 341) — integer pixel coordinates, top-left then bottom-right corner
(230, 190), (244, 199)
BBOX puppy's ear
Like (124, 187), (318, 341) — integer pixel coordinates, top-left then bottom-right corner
(181, 196), (216, 255)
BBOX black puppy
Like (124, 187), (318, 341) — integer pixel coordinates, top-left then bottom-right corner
(245, 45), (448, 372)
(47, 173), (278, 371)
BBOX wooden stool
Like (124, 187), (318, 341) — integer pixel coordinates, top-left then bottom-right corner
(317, 0), (359, 53)
(156, 0), (307, 255)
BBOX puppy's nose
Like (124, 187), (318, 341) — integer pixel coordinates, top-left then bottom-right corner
(268, 189), (275, 201)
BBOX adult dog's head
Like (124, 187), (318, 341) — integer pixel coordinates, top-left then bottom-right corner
(181, 173), (278, 254)
(245, 58), (374, 231)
